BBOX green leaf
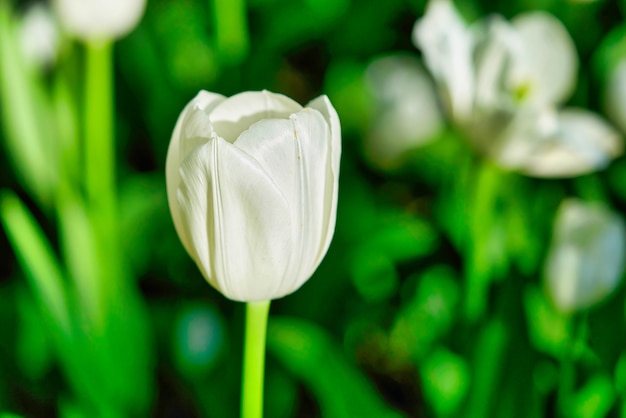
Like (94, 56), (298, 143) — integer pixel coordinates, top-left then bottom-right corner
(571, 374), (615, 418)
(0, 1), (55, 207)
(268, 317), (404, 418)
(372, 211), (439, 263)
(15, 288), (53, 381)
(465, 319), (508, 417)
(389, 266), (459, 360)
(0, 191), (69, 334)
(349, 247), (398, 302)
(523, 285), (569, 357)
(420, 348), (469, 417)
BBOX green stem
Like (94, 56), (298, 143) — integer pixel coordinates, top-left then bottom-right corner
(557, 314), (586, 417)
(212, 0), (249, 65)
(465, 161), (501, 322)
(84, 39), (120, 303)
(85, 39), (115, 233)
(241, 300), (271, 418)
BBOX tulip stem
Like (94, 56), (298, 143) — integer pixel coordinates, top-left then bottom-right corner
(557, 315), (586, 417)
(85, 39), (115, 237)
(212, 0), (249, 65)
(241, 300), (271, 418)
(84, 39), (118, 305)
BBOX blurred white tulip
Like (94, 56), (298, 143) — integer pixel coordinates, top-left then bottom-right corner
(363, 54), (443, 169)
(166, 90), (341, 302)
(413, 0), (622, 177)
(545, 199), (626, 314)
(53, 0), (146, 41)
(19, 4), (59, 69)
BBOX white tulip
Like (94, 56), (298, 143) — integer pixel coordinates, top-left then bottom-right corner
(166, 90), (341, 302)
(413, 0), (622, 177)
(545, 199), (626, 314)
(53, 0), (146, 41)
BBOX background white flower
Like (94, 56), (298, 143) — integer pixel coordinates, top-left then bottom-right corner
(19, 4), (59, 69)
(413, 0), (622, 177)
(54, 0), (147, 41)
(545, 199), (626, 314)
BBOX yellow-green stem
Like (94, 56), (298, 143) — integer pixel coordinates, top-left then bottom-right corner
(241, 300), (271, 418)
(85, 39), (115, 236)
(84, 39), (119, 305)
(212, 0), (249, 65)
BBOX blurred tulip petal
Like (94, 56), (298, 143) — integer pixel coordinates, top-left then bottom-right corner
(512, 12), (578, 105)
(363, 54), (443, 168)
(412, 0), (474, 120)
(522, 109), (622, 177)
(482, 108), (622, 177)
(545, 199), (626, 314)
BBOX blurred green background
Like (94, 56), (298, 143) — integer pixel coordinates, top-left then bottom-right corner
(2, 0), (626, 417)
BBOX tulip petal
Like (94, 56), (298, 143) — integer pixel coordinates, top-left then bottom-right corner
(307, 95), (341, 178)
(412, 0), (474, 120)
(521, 109), (622, 177)
(209, 90), (303, 143)
(307, 95), (342, 258)
(545, 199), (626, 313)
(289, 109), (335, 290)
(177, 137), (294, 302)
(472, 17), (526, 110)
(512, 12), (577, 105)
(232, 108), (335, 293)
(166, 91), (225, 259)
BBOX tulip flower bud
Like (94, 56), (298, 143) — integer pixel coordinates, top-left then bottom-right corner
(166, 90), (341, 302)
(545, 199), (626, 314)
(53, 0), (146, 41)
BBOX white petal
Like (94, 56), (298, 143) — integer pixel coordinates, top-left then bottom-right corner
(166, 91), (225, 262)
(521, 108), (622, 177)
(472, 17), (526, 110)
(233, 108), (335, 293)
(305, 96), (342, 274)
(288, 109), (336, 290)
(179, 91), (227, 142)
(412, 0), (474, 120)
(209, 90), (303, 143)
(307, 95), (341, 176)
(177, 137), (294, 302)
(512, 12), (578, 105)
(481, 106), (558, 170)
(363, 54), (442, 167)
(545, 199), (626, 313)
